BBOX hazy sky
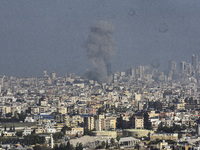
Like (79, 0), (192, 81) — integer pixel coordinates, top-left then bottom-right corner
(0, 0), (200, 77)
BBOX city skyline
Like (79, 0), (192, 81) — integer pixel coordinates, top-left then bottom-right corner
(0, 54), (199, 80)
(1, 1), (200, 149)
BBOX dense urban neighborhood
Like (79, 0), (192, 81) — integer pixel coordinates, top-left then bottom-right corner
(1, 55), (200, 150)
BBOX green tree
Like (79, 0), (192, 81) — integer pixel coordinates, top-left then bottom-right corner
(106, 141), (109, 149)
(98, 106), (105, 114)
(69, 143), (74, 150)
(101, 141), (106, 148)
(16, 131), (23, 137)
(116, 136), (120, 143)
(53, 132), (64, 141)
(157, 124), (186, 133)
(84, 129), (93, 136)
(66, 142), (71, 149)
(6, 112), (12, 117)
(58, 143), (64, 150)
(116, 136), (121, 148)
(165, 140), (176, 144)
(54, 144), (59, 150)
(17, 111), (27, 122)
(75, 142), (83, 150)
(24, 134), (45, 145)
(54, 143), (74, 150)
(75, 132), (79, 137)
(1, 132), (4, 137)
(31, 128), (36, 134)
(135, 143), (140, 150)
(9, 126), (12, 132)
(110, 138), (115, 146)
(33, 145), (51, 150)
(61, 126), (71, 134)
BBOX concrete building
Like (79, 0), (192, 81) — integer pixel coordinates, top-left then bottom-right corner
(65, 127), (84, 136)
(84, 116), (94, 131)
(93, 131), (117, 138)
(3, 131), (16, 137)
(133, 116), (144, 129)
(22, 127), (32, 136)
(95, 119), (105, 131)
(123, 129), (154, 138)
(51, 72), (56, 80)
(150, 133), (178, 141)
(105, 117), (116, 130)
(119, 137), (140, 148)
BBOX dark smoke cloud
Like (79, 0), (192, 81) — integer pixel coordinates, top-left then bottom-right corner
(85, 20), (116, 83)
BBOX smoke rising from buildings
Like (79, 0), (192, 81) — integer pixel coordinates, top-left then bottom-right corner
(85, 20), (116, 83)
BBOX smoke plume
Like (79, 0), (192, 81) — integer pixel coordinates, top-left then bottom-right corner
(85, 20), (116, 83)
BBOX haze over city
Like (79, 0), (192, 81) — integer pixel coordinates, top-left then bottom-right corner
(0, 0), (200, 78)
(2, 1), (200, 149)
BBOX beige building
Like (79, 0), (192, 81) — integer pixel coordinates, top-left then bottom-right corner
(84, 116), (94, 131)
(57, 106), (67, 114)
(52, 123), (65, 132)
(3, 131), (16, 137)
(66, 127), (84, 136)
(72, 115), (84, 125)
(64, 115), (71, 127)
(135, 93), (141, 101)
(0, 106), (11, 115)
(31, 106), (39, 114)
(156, 140), (171, 150)
(95, 115), (116, 131)
(150, 133), (178, 141)
(93, 131), (117, 138)
(99, 114), (105, 120)
(96, 118), (105, 131)
(39, 106), (48, 113)
(149, 111), (160, 118)
(35, 127), (44, 134)
(105, 117), (116, 130)
(134, 116), (144, 129)
(40, 100), (47, 106)
(95, 119), (105, 131)
(123, 129), (154, 138)
(175, 103), (185, 110)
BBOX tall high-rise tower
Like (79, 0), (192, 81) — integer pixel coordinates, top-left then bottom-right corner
(51, 72), (56, 80)
(180, 61), (186, 74)
(192, 54), (198, 71)
(44, 70), (47, 77)
(170, 61), (177, 71)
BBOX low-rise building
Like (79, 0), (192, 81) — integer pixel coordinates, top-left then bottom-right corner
(123, 129), (154, 138)
(150, 133), (178, 141)
(22, 127), (32, 136)
(46, 128), (57, 134)
(35, 127), (44, 134)
(133, 116), (144, 129)
(3, 131), (16, 137)
(119, 137), (140, 148)
(65, 127), (84, 136)
(92, 131), (117, 138)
